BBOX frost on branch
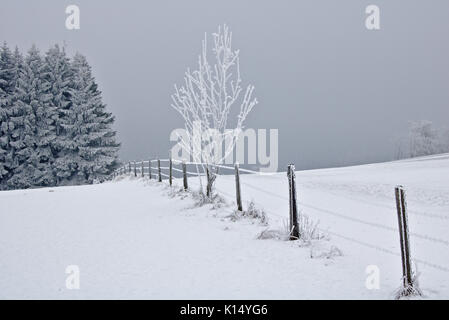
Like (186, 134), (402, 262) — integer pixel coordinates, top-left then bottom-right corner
(171, 25), (258, 195)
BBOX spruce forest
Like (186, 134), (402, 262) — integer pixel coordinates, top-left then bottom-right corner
(0, 43), (119, 190)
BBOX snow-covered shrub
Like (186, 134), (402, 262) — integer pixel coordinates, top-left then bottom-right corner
(190, 189), (227, 209)
(157, 179), (226, 208)
(229, 201), (268, 226)
(394, 279), (423, 300)
(394, 267), (423, 300)
(256, 219), (291, 241)
(167, 186), (190, 201)
(257, 213), (325, 244)
(297, 214), (325, 242)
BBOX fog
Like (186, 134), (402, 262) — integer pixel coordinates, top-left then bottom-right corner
(1, 0), (448, 170)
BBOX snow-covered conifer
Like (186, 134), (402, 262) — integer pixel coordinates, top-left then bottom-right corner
(7, 46), (49, 188)
(4, 47), (28, 189)
(70, 53), (119, 183)
(0, 43), (18, 189)
(1, 44), (120, 189)
(41, 44), (76, 185)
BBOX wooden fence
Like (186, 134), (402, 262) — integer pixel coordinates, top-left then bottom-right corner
(110, 157), (429, 297)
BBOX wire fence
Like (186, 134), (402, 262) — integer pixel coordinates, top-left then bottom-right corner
(110, 158), (449, 281)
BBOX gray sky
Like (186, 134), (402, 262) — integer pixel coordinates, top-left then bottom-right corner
(1, 0), (448, 170)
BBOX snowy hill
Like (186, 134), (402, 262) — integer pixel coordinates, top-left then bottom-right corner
(1, 154), (449, 299)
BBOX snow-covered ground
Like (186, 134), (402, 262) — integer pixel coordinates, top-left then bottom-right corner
(1, 154), (449, 299)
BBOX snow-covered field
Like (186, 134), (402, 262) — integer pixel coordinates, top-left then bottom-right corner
(1, 154), (449, 299)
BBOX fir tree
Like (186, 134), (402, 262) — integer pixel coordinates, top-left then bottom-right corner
(41, 44), (75, 185)
(1, 44), (120, 190)
(0, 43), (17, 189)
(7, 46), (47, 188)
(5, 47), (26, 188)
(70, 53), (119, 183)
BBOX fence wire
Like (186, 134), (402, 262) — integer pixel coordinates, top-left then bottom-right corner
(111, 159), (449, 274)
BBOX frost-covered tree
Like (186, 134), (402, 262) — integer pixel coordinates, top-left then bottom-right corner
(409, 120), (440, 158)
(7, 46), (49, 188)
(1, 44), (120, 190)
(41, 44), (76, 185)
(0, 43), (18, 189)
(69, 53), (119, 183)
(4, 47), (28, 189)
(440, 128), (449, 154)
(171, 25), (257, 196)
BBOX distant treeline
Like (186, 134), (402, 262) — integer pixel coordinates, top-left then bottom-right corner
(0, 43), (120, 190)
(394, 121), (449, 160)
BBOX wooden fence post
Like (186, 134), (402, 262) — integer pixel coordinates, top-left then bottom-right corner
(235, 163), (243, 212)
(183, 161), (188, 191)
(149, 160), (152, 180)
(169, 157), (173, 186)
(287, 164), (300, 240)
(134, 161), (137, 177)
(206, 165), (211, 198)
(158, 159), (162, 182)
(128, 162), (131, 175)
(395, 186), (419, 296)
(141, 161), (144, 177)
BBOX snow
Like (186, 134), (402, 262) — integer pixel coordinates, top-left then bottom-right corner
(1, 154), (449, 299)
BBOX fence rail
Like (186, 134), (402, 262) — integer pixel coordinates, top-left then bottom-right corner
(110, 155), (447, 297)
